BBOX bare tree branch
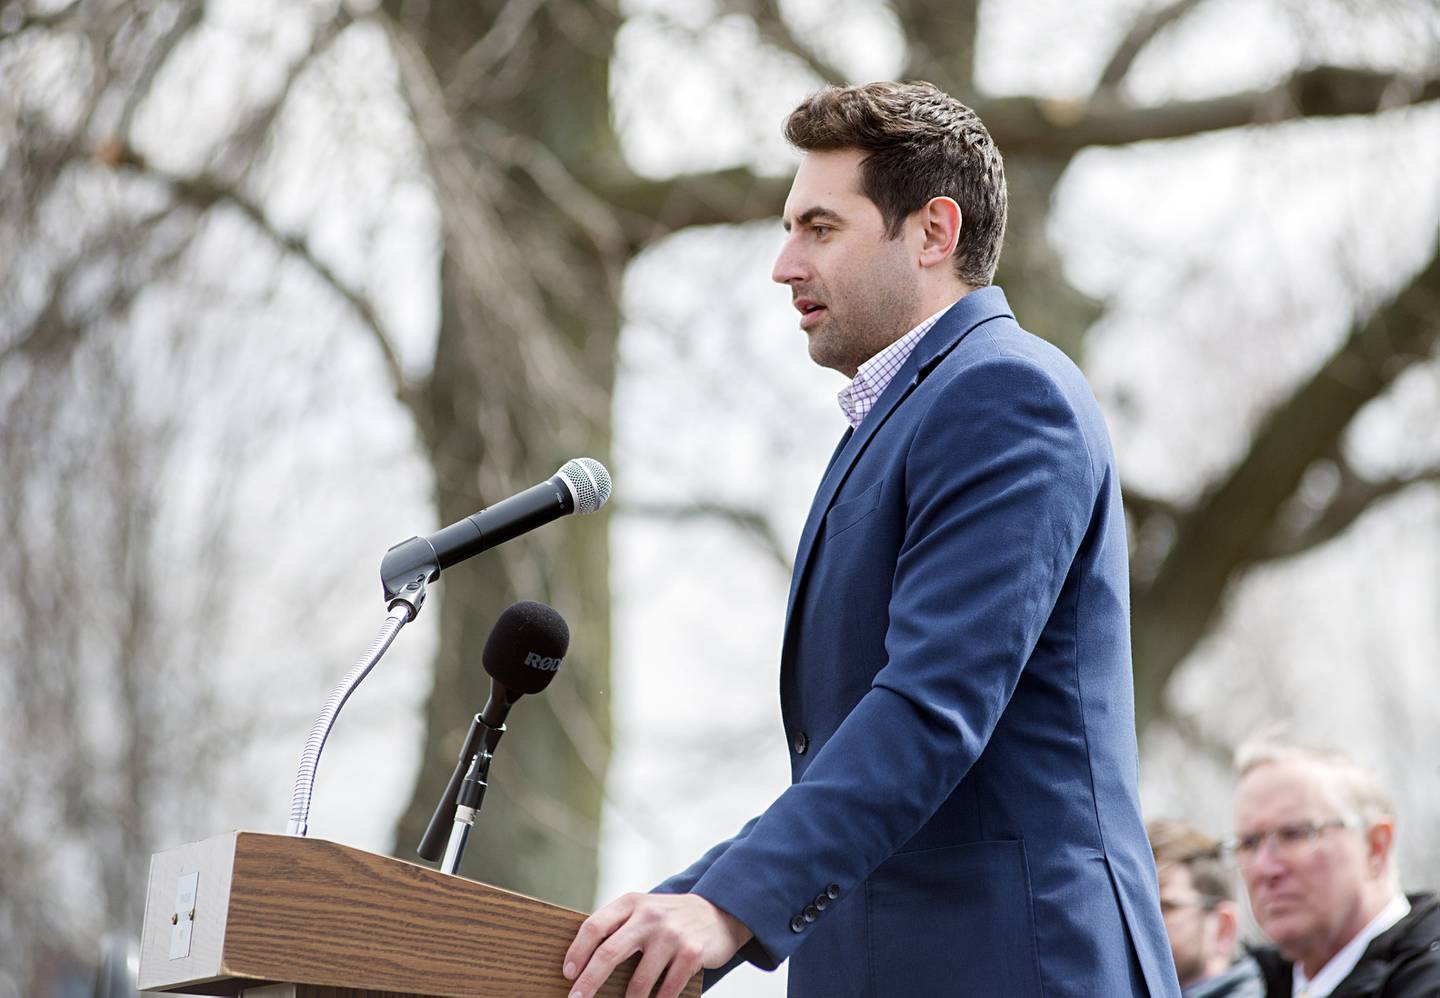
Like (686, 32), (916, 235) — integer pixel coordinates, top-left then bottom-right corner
(1, 205), (187, 368)
(114, 0), (205, 141)
(470, 119), (630, 263)
(213, 7), (354, 183)
(720, 0), (847, 86)
(106, 148), (410, 404)
(619, 500), (794, 574)
(597, 168), (790, 248)
(1124, 486), (1182, 524)
(1131, 236), (1440, 729)
(1124, 486), (1184, 587)
(982, 65), (1440, 158)
(1260, 457), (1440, 560)
(0, 3), (138, 223)
(442, 0), (544, 105)
(1094, 0), (1209, 95)
(0, 0), (84, 38)
(380, 5), (614, 447)
(892, 0), (980, 94)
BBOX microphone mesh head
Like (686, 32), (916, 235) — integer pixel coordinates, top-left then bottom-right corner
(483, 601), (570, 695)
(556, 458), (612, 514)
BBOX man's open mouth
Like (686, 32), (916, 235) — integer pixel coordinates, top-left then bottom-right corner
(795, 298), (827, 328)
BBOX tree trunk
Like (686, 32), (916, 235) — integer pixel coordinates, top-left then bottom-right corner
(388, 1), (625, 909)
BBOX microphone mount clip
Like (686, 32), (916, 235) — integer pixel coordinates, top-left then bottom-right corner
(417, 711), (507, 865)
(381, 538), (440, 603)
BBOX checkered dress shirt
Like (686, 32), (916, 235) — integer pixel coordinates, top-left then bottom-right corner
(837, 301), (957, 428)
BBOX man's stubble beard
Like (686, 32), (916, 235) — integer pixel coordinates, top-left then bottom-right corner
(807, 246), (921, 376)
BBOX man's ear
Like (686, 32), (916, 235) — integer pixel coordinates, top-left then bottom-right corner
(1366, 818), (1396, 875)
(917, 196), (961, 269)
(1212, 900), (1240, 955)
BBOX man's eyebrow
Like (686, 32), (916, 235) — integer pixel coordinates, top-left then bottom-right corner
(782, 206), (844, 232)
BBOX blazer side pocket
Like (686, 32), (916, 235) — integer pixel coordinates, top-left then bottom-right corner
(866, 839), (1042, 996)
(822, 479), (884, 541)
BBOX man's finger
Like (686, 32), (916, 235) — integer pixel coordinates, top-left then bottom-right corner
(564, 894), (637, 981)
(622, 944), (673, 998)
(570, 923), (645, 998)
(655, 944), (703, 998)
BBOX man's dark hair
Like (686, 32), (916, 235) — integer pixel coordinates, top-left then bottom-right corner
(1148, 819), (1234, 904)
(783, 80), (1008, 287)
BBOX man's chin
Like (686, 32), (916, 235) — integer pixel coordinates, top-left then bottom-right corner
(1171, 954), (1206, 989)
(806, 331), (853, 376)
(1258, 910), (1313, 958)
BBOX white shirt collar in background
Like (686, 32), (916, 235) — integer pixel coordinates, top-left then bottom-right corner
(1293, 894), (1410, 997)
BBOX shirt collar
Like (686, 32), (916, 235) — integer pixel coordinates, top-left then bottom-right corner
(837, 300), (958, 428)
(1292, 894), (1410, 997)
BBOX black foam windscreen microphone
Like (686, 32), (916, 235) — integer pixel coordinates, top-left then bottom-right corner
(477, 600), (570, 730)
(483, 600), (570, 696)
(381, 458), (611, 600)
(416, 601), (570, 862)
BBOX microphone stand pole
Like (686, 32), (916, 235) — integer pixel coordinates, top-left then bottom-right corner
(420, 705), (510, 874)
(440, 747), (493, 875)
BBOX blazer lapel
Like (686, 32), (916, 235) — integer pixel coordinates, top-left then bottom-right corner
(781, 287), (1016, 630)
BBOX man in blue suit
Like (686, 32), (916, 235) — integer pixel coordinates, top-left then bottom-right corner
(564, 81), (1179, 998)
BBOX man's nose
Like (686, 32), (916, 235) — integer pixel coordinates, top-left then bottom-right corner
(1246, 838), (1289, 879)
(772, 237), (807, 285)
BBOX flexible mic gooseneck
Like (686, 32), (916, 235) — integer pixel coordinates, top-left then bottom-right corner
(380, 458), (611, 600)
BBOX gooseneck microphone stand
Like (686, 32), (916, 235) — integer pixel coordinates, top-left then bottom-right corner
(282, 459), (603, 848)
(285, 574), (428, 837)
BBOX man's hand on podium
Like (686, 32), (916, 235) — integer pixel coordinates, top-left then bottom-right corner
(562, 891), (752, 998)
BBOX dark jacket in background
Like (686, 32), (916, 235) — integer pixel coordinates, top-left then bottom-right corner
(1186, 954), (1264, 998)
(1254, 893), (1440, 997)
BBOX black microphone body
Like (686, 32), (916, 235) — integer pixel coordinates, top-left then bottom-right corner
(477, 687), (517, 742)
(430, 478), (572, 571)
(381, 458), (610, 601)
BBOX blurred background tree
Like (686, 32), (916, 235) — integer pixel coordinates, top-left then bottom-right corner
(1, 0), (1437, 994)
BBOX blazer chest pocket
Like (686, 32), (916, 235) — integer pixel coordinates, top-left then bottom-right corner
(822, 479), (883, 541)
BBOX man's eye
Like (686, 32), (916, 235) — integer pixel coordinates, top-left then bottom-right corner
(812, 225), (832, 236)
(1276, 824), (1312, 844)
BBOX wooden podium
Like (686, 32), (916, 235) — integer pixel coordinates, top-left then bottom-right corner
(137, 832), (701, 997)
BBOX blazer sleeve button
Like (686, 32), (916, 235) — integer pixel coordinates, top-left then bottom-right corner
(792, 730), (809, 755)
(826, 883), (841, 900)
(814, 893), (829, 911)
(803, 905), (820, 922)
(790, 915), (807, 933)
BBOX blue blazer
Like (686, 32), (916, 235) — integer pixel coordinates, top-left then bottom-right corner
(657, 287), (1179, 998)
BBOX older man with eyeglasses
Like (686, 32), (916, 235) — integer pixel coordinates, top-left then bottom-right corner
(1229, 740), (1440, 997)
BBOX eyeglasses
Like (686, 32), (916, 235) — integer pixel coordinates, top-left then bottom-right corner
(1159, 894), (1226, 915)
(1222, 818), (1359, 867)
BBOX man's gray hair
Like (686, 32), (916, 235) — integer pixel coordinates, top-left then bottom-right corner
(1235, 739), (1395, 823)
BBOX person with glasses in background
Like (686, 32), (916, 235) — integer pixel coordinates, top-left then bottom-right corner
(1149, 819), (1264, 997)
(1230, 740), (1440, 997)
